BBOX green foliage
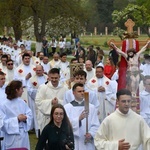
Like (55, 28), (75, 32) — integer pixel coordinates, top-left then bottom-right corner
(112, 28), (125, 40)
(96, 0), (114, 23)
(113, 0), (129, 10)
(112, 4), (150, 37)
(47, 16), (83, 38)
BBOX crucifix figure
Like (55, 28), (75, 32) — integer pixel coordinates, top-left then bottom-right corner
(111, 41), (150, 97)
(108, 19), (150, 111)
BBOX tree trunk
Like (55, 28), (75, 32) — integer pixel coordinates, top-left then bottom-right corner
(10, 3), (22, 41)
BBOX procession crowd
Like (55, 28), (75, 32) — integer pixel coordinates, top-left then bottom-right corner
(0, 35), (149, 150)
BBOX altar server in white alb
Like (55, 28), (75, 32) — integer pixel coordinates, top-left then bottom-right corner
(94, 88), (150, 150)
(140, 75), (150, 127)
(63, 70), (99, 110)
(0, 80), (33, 150)
(64, 83), (99, 150)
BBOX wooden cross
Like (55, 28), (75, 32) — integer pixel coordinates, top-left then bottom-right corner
(108, 19), (150, 48)
(125, 19), (135, 49)
(125, 19), (135, 33)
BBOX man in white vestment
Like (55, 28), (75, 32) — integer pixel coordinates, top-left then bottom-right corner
(5, 59), (15, 85)
(0, 54), (8, 73)
(27, 65), (48, 137)
(36, 52), (44, 65)
(94, 88), (150, 150)
(141, 55), (150, 76)
(14, 53), (36, 103)
(87, 66), (117, 122)
(40, 56), (51, 74)
(64, 83), (99, 150)
(35, 68), (68, 132)
(140, 75), (150, 127)
(63, 70), (99, 110)
(84, 60), (95, 81)
(58, 53), (69, 72)
(49, 52), (60, 68)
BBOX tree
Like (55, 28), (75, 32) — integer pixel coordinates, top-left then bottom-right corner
(0, 0), (87, 43)
(112, 4), (150, 37)
(94, 0), (115, 33)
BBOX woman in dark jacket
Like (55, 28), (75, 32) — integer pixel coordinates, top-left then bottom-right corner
(36, 104), (74, 150)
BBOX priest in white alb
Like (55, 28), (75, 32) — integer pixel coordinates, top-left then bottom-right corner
(14, 53), (36, 103)
(35, 68), (68, 132)
(27, 65), (48, 137)
(94, 89), (150, 150)
(87, 66), (117, 122)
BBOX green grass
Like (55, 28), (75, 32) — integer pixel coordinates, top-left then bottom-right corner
(29, 132), (38, 150)
(31, 34), (150, 53)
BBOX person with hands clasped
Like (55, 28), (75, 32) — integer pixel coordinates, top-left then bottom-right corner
(94, 88), (150, 150)
(35, 68), (68, 132)
(0, 80), (33, 150)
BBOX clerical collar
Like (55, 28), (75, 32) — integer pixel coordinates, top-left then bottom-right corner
(71, 100), (84, 106)
(75, 99), (84, 104)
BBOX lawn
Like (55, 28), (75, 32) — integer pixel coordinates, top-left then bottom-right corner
(29, 132), (38, 150)
(31, 34), (150, 53)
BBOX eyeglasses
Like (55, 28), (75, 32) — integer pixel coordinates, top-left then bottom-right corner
(7, 63), (13, 66)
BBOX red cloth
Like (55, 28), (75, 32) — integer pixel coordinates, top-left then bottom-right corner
(117, 40), (139, 90)
(104, 65), (116, 79)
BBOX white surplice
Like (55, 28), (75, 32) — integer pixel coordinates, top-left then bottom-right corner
(84, 68), (95, 81)
(14, 63), (36, 103)
(64, 102), (100, 150)
(35, 81), (68, 132)
(27, 74), (48, 136)
(94, 109), (150, 150)
(140, 90), (150, 127)
(87, 76), (117, 122)
(5, 68), (15, 85)
(0, 98), (33, 150)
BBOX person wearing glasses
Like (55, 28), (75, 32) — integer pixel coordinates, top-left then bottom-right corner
(140, 75), (150, 127)
(5, 59), (15, 85)
(94, 88), (150, 150)
(36, 104), (74, 150)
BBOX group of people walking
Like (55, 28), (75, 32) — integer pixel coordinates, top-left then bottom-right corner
(0, 36), (149, 150)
